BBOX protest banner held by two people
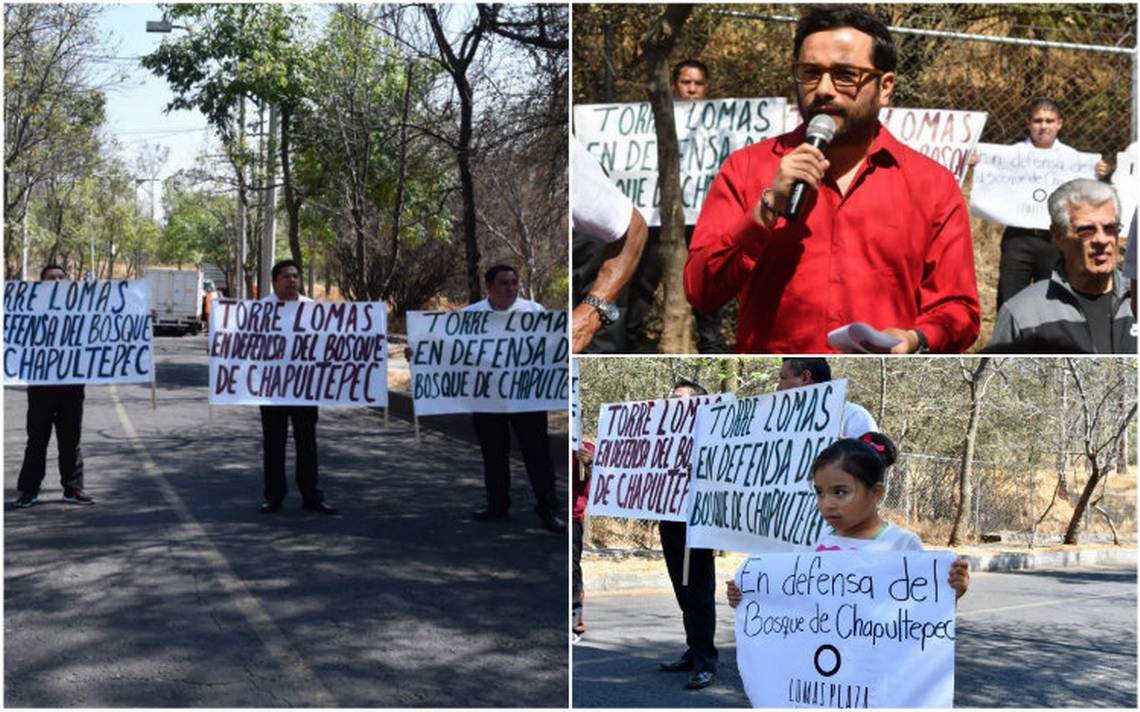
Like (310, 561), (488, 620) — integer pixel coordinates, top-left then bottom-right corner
(587, 381), (957, 708)
(3, 279), (155, 386)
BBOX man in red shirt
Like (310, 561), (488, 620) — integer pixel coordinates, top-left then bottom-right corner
(685, 6), (979, 354)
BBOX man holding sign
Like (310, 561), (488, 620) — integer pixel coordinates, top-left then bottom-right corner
(656, 379), (719, 690)
(685, 6), (979, 354)
(257, 261), (335, 515)
(971, 98), (1110, 309)
(465, 265), (564, 533)
(13, 265), (94, 508)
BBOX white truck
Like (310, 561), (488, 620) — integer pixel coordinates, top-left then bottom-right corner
(145, 268), (205, 335)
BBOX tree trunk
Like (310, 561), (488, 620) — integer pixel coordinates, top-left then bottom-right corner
(640, 4), (694, 354)
(948, 358), (993, 546)
(379, 61), (415, 301)
(280, 105), (304, 289)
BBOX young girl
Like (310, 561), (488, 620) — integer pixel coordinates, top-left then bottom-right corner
(727, 432), (969, 605)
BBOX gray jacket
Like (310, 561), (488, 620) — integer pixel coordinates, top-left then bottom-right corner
(988, 264), (1135, 354)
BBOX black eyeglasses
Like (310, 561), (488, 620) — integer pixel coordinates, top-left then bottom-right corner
(1072, 222), (1122, 240)
(791, 62), (883, 89)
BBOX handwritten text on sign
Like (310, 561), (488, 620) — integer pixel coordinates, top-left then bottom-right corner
(969, 143), (1100, 229)
(3, 280), (154, 385)
(1112, 149), (1138, 231)
(735, 551), (956, 708)
(575, 97), (787, 226)
(407, 310), (568, 415)
(209, 299), (388, 407)
(587, 393), (734, 522)
(786, 106), (988, 185)
(687, 380), (848, 553)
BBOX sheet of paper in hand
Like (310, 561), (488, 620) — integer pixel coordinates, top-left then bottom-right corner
(735, 551), (956, 708)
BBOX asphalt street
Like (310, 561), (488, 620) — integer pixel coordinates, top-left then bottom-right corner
(572, 562), (1137, 708)
(5, 334), (568, 707)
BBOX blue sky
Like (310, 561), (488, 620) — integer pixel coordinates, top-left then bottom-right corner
(94, 3), (214, 219)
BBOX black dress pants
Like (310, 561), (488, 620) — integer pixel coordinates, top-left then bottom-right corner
(260, 406), (321, 504)
(658, 519), (718, 673)
(471, 411), (557, 514)
(17, 387), (85, 495)
(997, 226), (1059, 308)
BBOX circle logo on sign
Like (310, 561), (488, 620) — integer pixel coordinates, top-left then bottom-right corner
(814, 644), (841, 677)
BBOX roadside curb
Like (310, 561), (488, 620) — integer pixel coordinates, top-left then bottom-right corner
(583, 547), (1137, 593)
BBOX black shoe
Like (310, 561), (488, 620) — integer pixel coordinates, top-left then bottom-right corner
(686, 671), (715, 689)
(259, 501), (283, 513)
(659, 658), (694, 673)
(303, 500), (338, 515)
(13, 492), (40, 509)
(62, 489), (95, 505)
(473, 508), (509, 521)
(537, 510), (567, 533)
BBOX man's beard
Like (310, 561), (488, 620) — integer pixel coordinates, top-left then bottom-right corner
(798, 94), (880, 146)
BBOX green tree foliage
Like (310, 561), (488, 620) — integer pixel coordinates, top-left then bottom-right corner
(4, 3), (108, 277)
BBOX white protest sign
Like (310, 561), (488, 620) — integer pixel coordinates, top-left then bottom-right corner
(735, 551), (957, 708)
(407, 310), (567, 415)
(588, 392), (735, 522)
(879, 107), (987, 185)
(969, 143), (1101, 229)
(575, 97), (787, 226)
(208, 299), (388, 407)
(1113, 149), (1138, 232)
(3, 280), (154, 385)
(571, 358), (581, 451)
(786, 106), (988, 185)
(687, 380), (848, 553)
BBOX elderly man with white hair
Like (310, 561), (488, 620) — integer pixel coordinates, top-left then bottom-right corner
(988, 178), (1136, 353)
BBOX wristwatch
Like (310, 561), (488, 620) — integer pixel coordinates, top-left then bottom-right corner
(582, 294), (619, 326)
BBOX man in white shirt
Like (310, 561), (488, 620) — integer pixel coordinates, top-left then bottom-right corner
(258, 260), (335, 515)
(984, 98), (1109, 307)
(776, 358), (876, 438)
(464, 265), (565, 533)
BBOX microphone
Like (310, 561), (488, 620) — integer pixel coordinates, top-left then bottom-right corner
(785, 113), (837, 221)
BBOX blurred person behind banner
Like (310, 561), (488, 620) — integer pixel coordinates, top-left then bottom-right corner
(572, 438), (595, 643)
(685, 6), (979, 354)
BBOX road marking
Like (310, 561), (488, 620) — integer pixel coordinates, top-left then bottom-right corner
(111, 386), (337, 707)
(957, 589), (1131, 618)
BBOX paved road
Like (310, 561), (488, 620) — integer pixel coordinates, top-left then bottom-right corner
(572, 562), (1137, 708)
(5, 335), (568, 707)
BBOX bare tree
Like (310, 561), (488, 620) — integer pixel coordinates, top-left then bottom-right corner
(948, 357), (1001, 546)
(1062, 359), (1137, 545)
